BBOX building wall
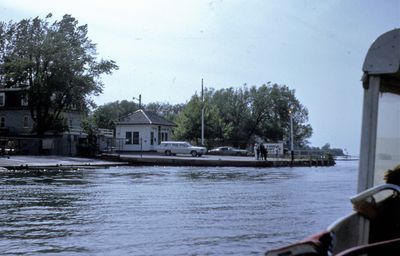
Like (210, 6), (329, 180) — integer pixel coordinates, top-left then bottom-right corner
(0, 109), (86, 156)
(0, 110), (85, 134)
(0, 110), (33, 135)
(0, 89), (87, 156)
(116, 124), (172, 151)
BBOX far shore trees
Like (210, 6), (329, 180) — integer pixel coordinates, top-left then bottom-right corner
(0, 14), (118, 137)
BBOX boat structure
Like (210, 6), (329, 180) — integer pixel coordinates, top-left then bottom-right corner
(266, 28), (400, 256)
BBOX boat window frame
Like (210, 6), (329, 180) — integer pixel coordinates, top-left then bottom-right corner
(358, 75), (380, 193)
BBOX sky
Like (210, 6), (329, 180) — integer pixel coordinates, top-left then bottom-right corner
(0, 0), (399, 155)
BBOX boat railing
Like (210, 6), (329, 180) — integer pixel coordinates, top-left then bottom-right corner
(335, 237), (400, 256)
(350, 184), (400, 204)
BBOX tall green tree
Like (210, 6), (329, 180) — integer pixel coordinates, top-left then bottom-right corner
(0, 14), (118, 136)
(173, 89), (231, 145)
(211, 86), (251, 147)
(253, 83), (312, 147)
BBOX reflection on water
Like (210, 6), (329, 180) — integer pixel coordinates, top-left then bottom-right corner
(0, 169), (96, 254)
(180, 168), (300, 182)
(0, 161), (357, 255)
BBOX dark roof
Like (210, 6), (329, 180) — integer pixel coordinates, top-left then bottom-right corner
(117, 109), (175, 126)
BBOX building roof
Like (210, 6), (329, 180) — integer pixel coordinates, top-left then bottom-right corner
(116, 109), (175, 126)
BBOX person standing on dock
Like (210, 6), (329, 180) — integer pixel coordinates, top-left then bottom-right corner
(254, 144), (260, 160)
(260, 143), (267, 161)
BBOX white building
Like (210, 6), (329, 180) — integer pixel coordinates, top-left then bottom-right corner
(115, 109), (175, 151)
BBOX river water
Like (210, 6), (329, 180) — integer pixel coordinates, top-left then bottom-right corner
(0, 161), (358, 255)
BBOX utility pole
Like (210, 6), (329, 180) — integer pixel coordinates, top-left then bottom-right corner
(133, 94), (142, 109)
(201, 79), (205, 146)
(289, 109), (294, 163)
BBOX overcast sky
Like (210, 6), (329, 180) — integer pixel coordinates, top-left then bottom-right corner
(1, 0), (399, 155)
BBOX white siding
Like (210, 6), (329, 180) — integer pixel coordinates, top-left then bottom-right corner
(116, 124), (172, 151)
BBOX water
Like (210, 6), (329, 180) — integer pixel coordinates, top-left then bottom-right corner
(0, 161), (358, 255)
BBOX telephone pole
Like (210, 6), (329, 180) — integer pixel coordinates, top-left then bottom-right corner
(133, 94), (142, 109)
(201, 79), (205, 146)
(289, 109), (294, 163)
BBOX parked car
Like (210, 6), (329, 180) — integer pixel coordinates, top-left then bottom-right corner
(208, 146), (250, 156)
(156, 141), (207, 157)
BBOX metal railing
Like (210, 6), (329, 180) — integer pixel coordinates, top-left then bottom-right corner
(98, 128), (114, 137)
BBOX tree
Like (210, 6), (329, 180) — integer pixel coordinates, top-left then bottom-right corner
(211, 86), (251, 147)
(254, 83), (312, 148)
(145, 101), (185, 122)
(0, 14), (118, 137)
(173, 95), (201, 141)
(93, 100), (139, 130)
(174, 89), (231, 145)
(174, 83), (312, 148)
(321, 143), (331, 150)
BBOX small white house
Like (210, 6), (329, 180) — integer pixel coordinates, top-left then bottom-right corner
(115, 109), (175, 151)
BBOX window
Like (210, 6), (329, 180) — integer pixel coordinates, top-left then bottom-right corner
(161, 132), (168, 142)
(125, 132), (132, 144)
(132, 132), (139, 144)
(125, 131), (140, 145)
(0, 93), (5, 107)
(0, 116), (5, 128)
(23, 116), (29, 128)
(374, 92), (400, 186)
(21, 94), (28, 106)
(158, 126), (161, 145)
(150, 131), (154, 145)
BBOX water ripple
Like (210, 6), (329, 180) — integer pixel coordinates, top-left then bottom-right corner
(0, 161), (358, 255)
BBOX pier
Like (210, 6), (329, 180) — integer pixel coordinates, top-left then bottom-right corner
(113, 153), (335, 168)
(0, 153), (335, 170)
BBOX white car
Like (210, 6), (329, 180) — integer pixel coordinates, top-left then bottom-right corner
(156, 141), (207, 157)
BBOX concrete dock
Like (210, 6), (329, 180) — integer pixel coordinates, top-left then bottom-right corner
(0, 155), (128, 170)
(0, 153), (335, 170)
(117, 153), (335, 167)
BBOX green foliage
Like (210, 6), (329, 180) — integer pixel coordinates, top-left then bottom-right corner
(0, 14), (118, 136)
(81, 115), (97, 136)
(173, 88), (232, 145)
(93, 100), (139, 129)
(320, 143), (345, 156)
(321, 143), (331, 150)
(174, 83), (313, 148)
(304, 143), (345, 156)
(145, 102), (185, 123)
(173, 94), (202, 141)
(210, 86), (251, 147)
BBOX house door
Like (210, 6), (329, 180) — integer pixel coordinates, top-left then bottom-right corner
(150, 131), (154, 150)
